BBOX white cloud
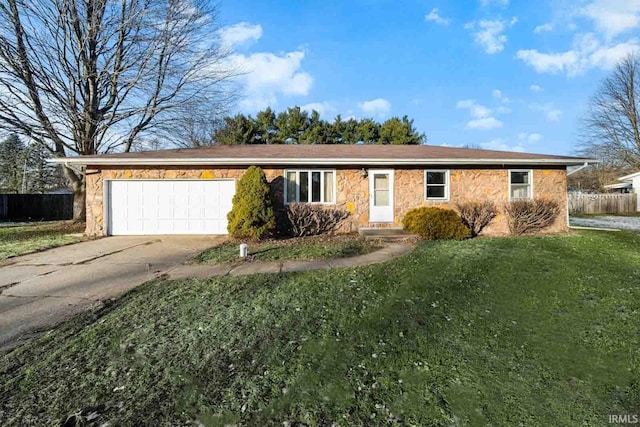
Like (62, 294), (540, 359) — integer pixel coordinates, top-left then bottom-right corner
(516, 49), (579, 74)
(219, 22), (263, 47)
(457, 99), (492, 118)
(530, 84), (543, 92)
(480, 138), (526, 152)
(458, 97), (509, 129)
(516, 32), (640, 76)
(425, 8), (450, 25)
(359, 98), (391, 116)
(230, 50), (313, 112)
(530, 103), (563, 122)
(481, 0), (509, 7)
(518, 132), (543, 143)
(466, 17), (518, 54)
(467, 117), (504, 130)
(546, 109), (563, 121)
(579, 0), (640, 40)
(300, 102), (335, 118)
(534, 23), (553, 34)
(492, 89), (510, 103)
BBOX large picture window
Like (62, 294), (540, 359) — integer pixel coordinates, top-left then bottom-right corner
(425, 170), (449, 200)
(285, 170), (335, 204)
(510, 170), (532, 200)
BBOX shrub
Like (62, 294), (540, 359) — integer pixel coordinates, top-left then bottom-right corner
(504, 199), (560, 235)
(286, 204), (350, 237)
(455, 200), (498, 237)
(227, 166), (276, 239)
(402, 207), (470, 240)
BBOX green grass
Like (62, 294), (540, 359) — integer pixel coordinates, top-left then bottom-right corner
(0, 221), (84, 260)
(195, 238), (379, 263)
(1, 231), (639, 425)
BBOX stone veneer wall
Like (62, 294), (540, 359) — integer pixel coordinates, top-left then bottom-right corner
(85, 166), (567, 236)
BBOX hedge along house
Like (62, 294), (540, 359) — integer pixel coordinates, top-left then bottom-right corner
(51, 145), (592, 237)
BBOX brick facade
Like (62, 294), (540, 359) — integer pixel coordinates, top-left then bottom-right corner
(85, 165), (568, 237)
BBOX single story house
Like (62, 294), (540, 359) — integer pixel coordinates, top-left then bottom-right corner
(604, 171), (640, 210)
(52, 145), (592, 237)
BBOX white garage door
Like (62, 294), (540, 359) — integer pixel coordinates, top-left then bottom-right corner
(107, 180), (235, 235)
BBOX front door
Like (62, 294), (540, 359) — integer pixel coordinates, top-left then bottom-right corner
(369, 169), (394, 222)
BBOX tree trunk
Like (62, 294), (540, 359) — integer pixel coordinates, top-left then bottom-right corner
(63, 165), (86, 221)
(72, 181), (86, 222)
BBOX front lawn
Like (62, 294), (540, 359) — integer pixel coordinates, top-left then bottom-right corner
(0, 221), (85, 260)
(1, 231), (639, 425)
(195, 235), (380, 263)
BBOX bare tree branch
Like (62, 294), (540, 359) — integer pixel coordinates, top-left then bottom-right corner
(579, 52), (640, 168)
(0, 0), (238, 219)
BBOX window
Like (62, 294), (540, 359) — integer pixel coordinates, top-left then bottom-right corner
(425, 170), (449, 200)
(510, 170), (532, 200)
(285, 170), (335, 204)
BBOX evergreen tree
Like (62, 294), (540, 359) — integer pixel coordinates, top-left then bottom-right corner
(25, 143), (59, 193)
(379, 115), (426, 145)
(227, 166), (275, 239)
(358, 118), (380, 144)
(0, 134), (26, 192)
(211, 107), (427, 145)
(276, 106), (310, 144)
(213, 115), (259, 145)
(255, 108), (278, 144)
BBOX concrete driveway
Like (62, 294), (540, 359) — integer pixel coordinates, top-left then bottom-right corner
(0, 235), (225, 352)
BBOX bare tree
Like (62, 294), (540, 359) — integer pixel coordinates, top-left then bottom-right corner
(580, 53), (640, 168)
(0, 0), (237, 219)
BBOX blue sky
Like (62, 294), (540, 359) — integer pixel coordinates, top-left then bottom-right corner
(217, 0), (640, 156)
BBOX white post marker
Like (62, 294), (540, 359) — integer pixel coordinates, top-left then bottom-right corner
(239, 243), (248, 258)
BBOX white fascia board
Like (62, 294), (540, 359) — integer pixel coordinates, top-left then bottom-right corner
(618, 171), (640, 181)
(49, 157), (596, 166)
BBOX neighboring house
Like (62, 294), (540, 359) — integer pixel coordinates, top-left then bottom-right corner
(604, 171), (640, 210)
(51, 145), (591, 237)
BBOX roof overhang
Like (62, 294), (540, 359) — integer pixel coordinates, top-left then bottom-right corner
(604, 182), (633, 189)
(49, 157), (596, 167)
(618, 171), (640, 181)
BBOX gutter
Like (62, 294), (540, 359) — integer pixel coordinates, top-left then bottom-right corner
(49, 157), (596, 167)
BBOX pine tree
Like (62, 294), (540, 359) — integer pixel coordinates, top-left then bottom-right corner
(0, 134), (26, 193)
(25, 143), (58, 193)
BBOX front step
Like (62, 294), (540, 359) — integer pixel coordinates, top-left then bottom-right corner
(358, 227), (416, 241)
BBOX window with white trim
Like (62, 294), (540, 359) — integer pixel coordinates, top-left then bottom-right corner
(285, 170), (336, 204)
(425, 170), (449, 200)
(510, 170), (532, 200)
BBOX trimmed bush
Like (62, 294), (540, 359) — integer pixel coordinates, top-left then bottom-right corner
(402, 207), (470, 240)
(455, 200), (498, 237)
(505, 199), (560, 235)
(287, 203), (350, 237)
(227, 166), (276, 239)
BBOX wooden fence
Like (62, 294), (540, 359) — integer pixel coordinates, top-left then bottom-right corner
(0, 194), (73, 221)
(568, 193), (638, 214)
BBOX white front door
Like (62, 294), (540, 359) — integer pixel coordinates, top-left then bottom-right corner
(107, 180), (235, 235)
(369, 169), (394, 222)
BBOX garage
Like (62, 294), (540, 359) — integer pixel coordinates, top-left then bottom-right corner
(106, 180), (235, 235)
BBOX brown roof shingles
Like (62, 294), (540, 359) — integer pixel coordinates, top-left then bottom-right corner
(71, 144), (588, 162)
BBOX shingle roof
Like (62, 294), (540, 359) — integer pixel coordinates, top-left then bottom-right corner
(52, 144), (594, 166)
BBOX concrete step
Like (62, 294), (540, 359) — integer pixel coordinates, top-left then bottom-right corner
(358, 227), (417, 241)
